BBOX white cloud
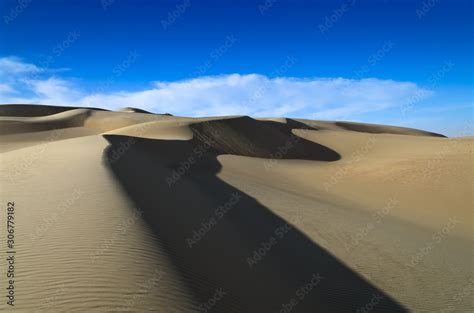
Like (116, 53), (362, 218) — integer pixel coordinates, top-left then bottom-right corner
(0, 56), (433, 119)
(0, 83), (15, 94)
(0, 56), (42, 75)
(26, 78), (82, 103)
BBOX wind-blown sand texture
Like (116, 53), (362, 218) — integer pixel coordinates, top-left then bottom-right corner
(0, 104), (472, 312)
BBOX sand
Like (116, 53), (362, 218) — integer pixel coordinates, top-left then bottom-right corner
(0, 104), (472, 312)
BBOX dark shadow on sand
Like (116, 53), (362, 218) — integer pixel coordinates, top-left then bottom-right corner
(102, 126), (407, 313)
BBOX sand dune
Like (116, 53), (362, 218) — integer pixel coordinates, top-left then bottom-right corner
(0, 104), (472, 312)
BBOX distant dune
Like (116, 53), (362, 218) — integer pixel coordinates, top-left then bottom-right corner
(0, 104), (472, 312)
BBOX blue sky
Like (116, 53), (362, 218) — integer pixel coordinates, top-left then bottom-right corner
(0, 0), (472, 136)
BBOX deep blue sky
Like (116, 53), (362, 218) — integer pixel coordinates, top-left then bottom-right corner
(0, 0), (472, 135)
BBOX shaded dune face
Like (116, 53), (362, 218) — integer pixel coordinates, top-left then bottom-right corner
(189, 117), (340, 161)
(118, 107), (173, 115)
(0, 104), (108, 117)
(102, 133), (406, 313)
(118, 107), (153, 113)
(0, 110), (93, 135)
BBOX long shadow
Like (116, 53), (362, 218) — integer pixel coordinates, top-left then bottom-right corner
(102, 130), (407, 313)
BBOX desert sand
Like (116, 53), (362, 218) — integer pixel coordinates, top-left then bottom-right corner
(0, 104), (472, 312)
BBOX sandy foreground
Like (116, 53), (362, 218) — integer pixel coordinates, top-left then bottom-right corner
(0, 104), (472, 312)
